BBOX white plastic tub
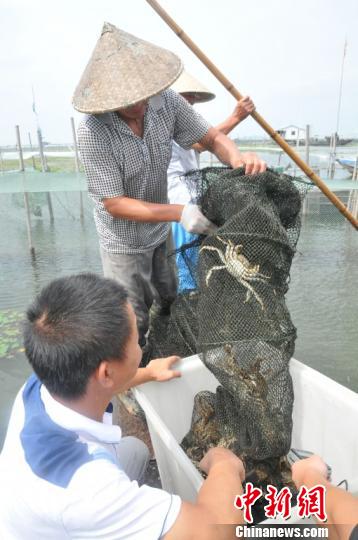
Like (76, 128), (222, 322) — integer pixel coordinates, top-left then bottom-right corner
(134, 355), (358, 519)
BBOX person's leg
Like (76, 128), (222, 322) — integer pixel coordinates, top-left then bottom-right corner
(115, 436), (150, 483)
(100, 247), (153, 346)
(151, 238), (177, 314)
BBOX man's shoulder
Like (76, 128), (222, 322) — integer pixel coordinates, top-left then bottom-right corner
(78, 113), (113, 141)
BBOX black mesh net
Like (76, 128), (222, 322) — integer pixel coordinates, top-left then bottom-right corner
(149, 166), (311, 503)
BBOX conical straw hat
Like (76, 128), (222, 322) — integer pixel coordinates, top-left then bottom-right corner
(73, 22), (183, 113)
(170, 70), (215, 103)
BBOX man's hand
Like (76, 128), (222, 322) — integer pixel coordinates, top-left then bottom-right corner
(146, 356), (182, 382)
(232, 151), (266, 175)
(180, 204), (218, 235)
(200, 447), (245, 481)
(291, 455), (329, 489)
(232, 96), (255, 122)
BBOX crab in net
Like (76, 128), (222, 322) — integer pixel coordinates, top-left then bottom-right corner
(199, 236), (270, 311)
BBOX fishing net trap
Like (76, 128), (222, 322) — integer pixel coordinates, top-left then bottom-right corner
(149, 166), (311, 510)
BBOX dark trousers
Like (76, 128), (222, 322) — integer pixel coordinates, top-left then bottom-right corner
(100, 240), (177, 346)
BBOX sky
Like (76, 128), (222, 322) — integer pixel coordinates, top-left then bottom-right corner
(1, 0), (358, 146)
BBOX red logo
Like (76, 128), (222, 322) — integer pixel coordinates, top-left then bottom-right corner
(264, 485), (293, 520)
(234, 482), (263, 524)
(297, 485), (327, 521)
(234, 484), (327, 523)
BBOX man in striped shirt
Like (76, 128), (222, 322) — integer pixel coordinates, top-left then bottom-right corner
(74, 23), (266, 349)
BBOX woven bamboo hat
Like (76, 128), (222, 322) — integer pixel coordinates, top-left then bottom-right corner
(73, 22), (183, 113)
(170, 70), (215, 103)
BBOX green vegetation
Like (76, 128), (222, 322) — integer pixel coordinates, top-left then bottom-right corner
(0, 310), (24, 358)
(0, 156), (84, 173)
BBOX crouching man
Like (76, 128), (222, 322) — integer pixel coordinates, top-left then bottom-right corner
(0, 273), (245, 539)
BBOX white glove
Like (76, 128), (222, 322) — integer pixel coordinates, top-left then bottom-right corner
(180, 204), (218, 235)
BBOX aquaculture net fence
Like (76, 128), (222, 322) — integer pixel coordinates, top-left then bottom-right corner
(149, 166), (311, 492)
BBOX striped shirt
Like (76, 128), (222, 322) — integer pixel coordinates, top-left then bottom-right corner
(78, 89), (210, 254)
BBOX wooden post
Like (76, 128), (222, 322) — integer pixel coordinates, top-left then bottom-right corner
(46, 192), (54, 222)
(293, 127), (300, 176)
(37, 128), (54, 221)
(70, 116), (84, 220)
(37, 127), (48, 172)
(330, 133), (337, 179)
(15, 126), (36, 255)
(15, 125), (25, 171)
(28, 132), (36, 170)
(23, 191), (36, 257)
(305, 125), (310, 167)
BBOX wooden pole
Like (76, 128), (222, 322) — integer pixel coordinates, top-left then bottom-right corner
(37, 127), (48, 172)
(37, 128), (54, 221)
(28, 132), (36, 170)
(70, 116), (84, 220)
(15, 125), (25, 172)
(23, 191), (36, 257)
(146, 0), (358, 231)
(15, 126), (35, 256)
(305, 125), (310, 167)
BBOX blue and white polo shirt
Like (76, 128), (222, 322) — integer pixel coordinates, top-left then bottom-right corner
(0, 375), (181, 539)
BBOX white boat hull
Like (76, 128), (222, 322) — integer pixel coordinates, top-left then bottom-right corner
(134, 355), (358, 522)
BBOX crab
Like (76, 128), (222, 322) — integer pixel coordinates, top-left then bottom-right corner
(223, 344), (269, 401)
(200, 236), (270, 310)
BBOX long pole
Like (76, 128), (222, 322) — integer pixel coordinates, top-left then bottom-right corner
(24, 191), (36, 257)
(15, 125), (25, 172)
(16, 126), (35, 256)
(37, 127), (48, 172)
(146, 0), (358, 230)
(37, 128), (54, 222)
(28, 132), (36, 170)
(305, 125), (310, 167)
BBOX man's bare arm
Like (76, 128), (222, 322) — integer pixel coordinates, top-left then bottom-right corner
(199, 127), (266, 175)
(164, 448), (244, 540)
(103, 196), (183, 222)
(292, 455), (358, 540)
(193, 96), (255, 153)
(123, 356), (181, 391)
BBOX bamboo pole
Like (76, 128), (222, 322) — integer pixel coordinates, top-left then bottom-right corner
(15, 126), (36, 256)
(37, 127), (48, 172)
(36, 128), (54, 221)
(305, 125), (310, 167)
(15, 125), (25, 172)
(23, 191), (36, 257)
(146, 0), (358, 231)
(28, 132), (36, 170)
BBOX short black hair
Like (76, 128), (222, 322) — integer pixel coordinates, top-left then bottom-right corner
(23, 273), (130, 399)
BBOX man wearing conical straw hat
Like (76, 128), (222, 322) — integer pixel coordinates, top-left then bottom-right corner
(74, 23), (266, 350)
(168, 70), (255, 291)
